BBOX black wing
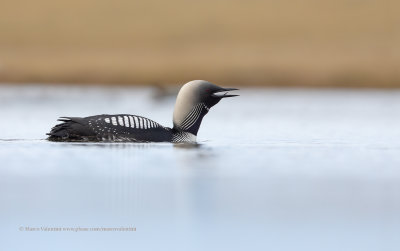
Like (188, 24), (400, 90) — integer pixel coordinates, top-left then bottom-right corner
(47, 117), (97, 141)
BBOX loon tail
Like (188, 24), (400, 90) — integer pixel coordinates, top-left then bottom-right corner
(47, 117), (96, 141)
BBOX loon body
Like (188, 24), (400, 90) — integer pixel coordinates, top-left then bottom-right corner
(47, 80), (238, 143)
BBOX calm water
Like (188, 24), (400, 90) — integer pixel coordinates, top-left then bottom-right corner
(1, 85), (400, 251)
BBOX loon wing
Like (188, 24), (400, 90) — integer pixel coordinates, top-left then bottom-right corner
(47, 117), (97, 141)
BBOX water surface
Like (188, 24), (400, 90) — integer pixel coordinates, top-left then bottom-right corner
(1, 85), (400, 251)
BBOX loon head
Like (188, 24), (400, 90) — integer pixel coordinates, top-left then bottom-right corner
(173, 80), (238, 136)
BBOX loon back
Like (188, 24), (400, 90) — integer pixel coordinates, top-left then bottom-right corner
(47, 80), (238, 143)
(47, 115), (173, 142)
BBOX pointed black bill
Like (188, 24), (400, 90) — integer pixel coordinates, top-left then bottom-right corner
(211, 88), (239, 98)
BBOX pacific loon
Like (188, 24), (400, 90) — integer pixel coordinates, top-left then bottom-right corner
(47, 80), (239, 143)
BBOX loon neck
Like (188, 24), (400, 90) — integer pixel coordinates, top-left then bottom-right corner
(173, 103), (210, 136)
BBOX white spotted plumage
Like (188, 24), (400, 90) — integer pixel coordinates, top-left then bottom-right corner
(124, 116), (130, 127)
(118, 116), (124, 126)
(129, 116), (135, 128)
(103, 115), (162, 130)
(143, 118), (147, 129)
(134, 117), (139, 128)
(111, 117), (117, 125)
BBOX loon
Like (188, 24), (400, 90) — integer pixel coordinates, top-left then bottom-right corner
(47, 80), (238, 143)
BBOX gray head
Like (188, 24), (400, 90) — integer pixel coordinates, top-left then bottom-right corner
(173, 80), (238, 135)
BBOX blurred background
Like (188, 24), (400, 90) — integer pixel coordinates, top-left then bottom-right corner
(0, 0), (399, 87)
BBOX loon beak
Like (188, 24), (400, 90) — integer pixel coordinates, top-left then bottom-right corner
(211, 88), (239, 98)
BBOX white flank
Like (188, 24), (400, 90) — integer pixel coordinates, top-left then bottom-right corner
(104, 118), (110, 123)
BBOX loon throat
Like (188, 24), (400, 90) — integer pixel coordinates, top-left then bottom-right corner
(46, 80), (238, 143)
(173, 103), (210, 136)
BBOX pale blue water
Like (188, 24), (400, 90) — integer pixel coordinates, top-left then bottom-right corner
(1, 85), (400, 251)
